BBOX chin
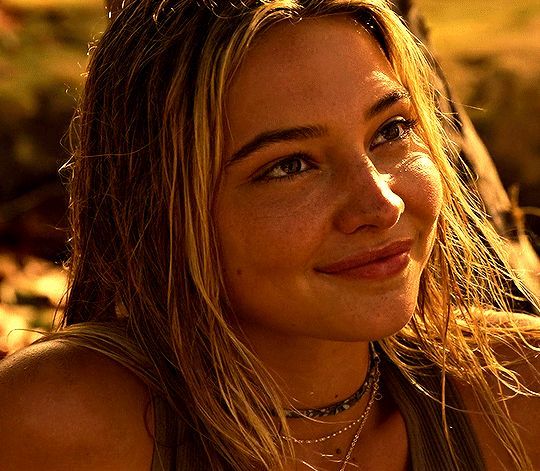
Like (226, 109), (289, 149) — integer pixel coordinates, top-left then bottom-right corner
(326, 321), (412, 343)
(315, 300), (417, 343)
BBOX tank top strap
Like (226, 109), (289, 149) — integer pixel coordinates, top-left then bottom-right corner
(151, 395), (210, 471)
(379, 350), (486, 470)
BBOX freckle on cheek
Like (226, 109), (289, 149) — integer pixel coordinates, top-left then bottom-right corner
(236, 269), (242, 276)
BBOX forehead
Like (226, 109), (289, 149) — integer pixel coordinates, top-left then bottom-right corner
(225, 15), (401, 152)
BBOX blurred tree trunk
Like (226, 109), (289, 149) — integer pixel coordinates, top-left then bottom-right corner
(103, 0), (539, 303)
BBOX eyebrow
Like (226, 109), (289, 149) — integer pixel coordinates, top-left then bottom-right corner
(226, 88), (411, 166)
(364, 88), (411, 120)
(227, 125), (327, 166)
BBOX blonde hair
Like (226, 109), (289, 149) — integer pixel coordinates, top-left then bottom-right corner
(45, 0), (538, 469)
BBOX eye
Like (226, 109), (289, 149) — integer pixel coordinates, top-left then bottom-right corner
(255, 153), (314, 182)
(370, 117), (417, 150)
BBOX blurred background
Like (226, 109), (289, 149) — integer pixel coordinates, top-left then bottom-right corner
(0, 0), (539, 354)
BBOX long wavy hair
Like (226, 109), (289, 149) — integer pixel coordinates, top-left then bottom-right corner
(46, 0), (538, 469)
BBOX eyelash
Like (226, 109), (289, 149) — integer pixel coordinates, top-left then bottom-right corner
(255, 116), (418, 183)
(255, 152), (315, 183)
(369, 116), (418, 151)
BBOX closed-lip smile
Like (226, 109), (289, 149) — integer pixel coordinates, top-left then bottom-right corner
(316, 239), (413, 279)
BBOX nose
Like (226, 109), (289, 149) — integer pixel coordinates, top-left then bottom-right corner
(333, 155), (405, 234)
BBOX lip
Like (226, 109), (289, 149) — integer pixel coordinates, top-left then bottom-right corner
(316, 239), (413, 279)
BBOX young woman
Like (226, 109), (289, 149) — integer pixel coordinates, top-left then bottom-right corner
(0, 1), (538, 470)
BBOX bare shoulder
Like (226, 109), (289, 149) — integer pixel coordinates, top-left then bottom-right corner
(458, 311), (540, 470)
(0, 339), (154, 471)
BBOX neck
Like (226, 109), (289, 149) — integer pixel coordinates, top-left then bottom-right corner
(239, 322), (371, 411)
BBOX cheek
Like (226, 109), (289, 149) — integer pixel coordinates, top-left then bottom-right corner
(397, 152), (443, 223)
(215, 186), (329, 273)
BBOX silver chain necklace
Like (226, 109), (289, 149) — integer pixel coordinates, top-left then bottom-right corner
(281, 363), (380, 445)
(338, 377), (380, 471)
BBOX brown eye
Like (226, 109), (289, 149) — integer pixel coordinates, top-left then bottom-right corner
(279, 158), (303, 175)
(370, 117), (417, 150)
(256, 153), (314, 182)
(381, 123), (402, 141)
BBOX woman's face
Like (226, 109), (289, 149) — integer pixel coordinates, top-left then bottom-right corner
(215, 16), (443, 342)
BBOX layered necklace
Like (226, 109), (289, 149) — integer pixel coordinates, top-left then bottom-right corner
(283, 343), (380, 420)
(280, 343), (382, 470)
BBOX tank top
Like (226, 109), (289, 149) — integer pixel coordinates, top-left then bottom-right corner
(151, 351), (486, 470)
